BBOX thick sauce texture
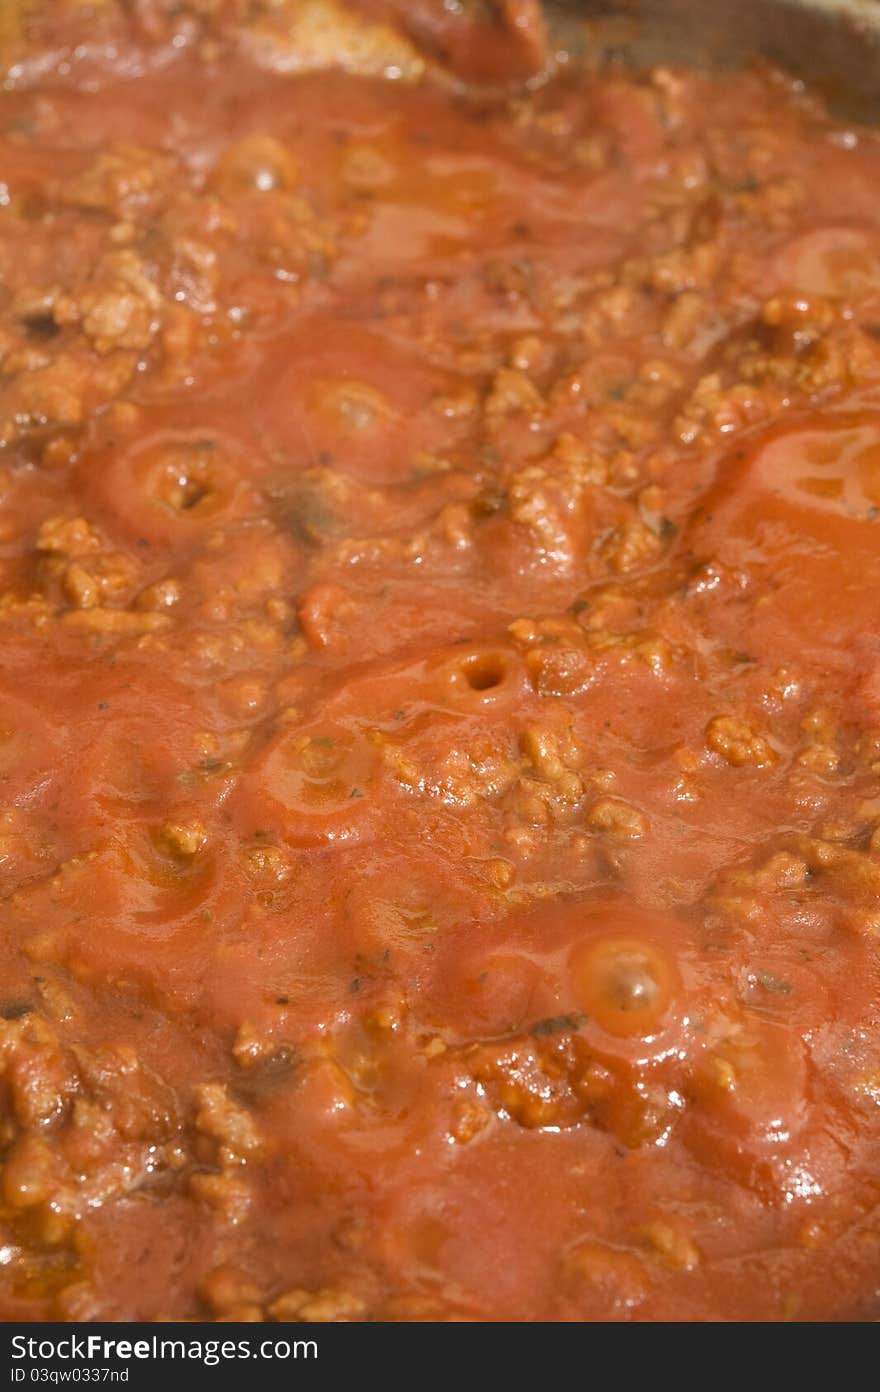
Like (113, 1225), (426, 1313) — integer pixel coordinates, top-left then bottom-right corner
(3, 0), (880, 1323)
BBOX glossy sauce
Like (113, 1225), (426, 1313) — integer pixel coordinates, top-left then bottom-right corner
(2, 0), (880, 1323)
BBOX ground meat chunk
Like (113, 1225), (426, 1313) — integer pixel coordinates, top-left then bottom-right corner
(55, 251), (163, 355)
(706, 715), (778, 768)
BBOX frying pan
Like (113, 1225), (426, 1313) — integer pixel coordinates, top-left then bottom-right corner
(544, 0), (880, 121)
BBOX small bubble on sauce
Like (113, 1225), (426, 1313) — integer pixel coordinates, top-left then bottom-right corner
(572, 937), (678, 1039)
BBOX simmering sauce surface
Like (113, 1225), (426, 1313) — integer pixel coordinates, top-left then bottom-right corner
(3, 0), (880, 1322)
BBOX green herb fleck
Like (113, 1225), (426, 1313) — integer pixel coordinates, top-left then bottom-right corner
(756, 970), (792, 995)
(530, 1012), (586, 1037)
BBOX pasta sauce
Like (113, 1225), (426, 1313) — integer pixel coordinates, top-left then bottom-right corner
(2, 0), (880, 1322)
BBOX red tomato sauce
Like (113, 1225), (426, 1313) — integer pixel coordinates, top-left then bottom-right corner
(2, 0), (880, 1322)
